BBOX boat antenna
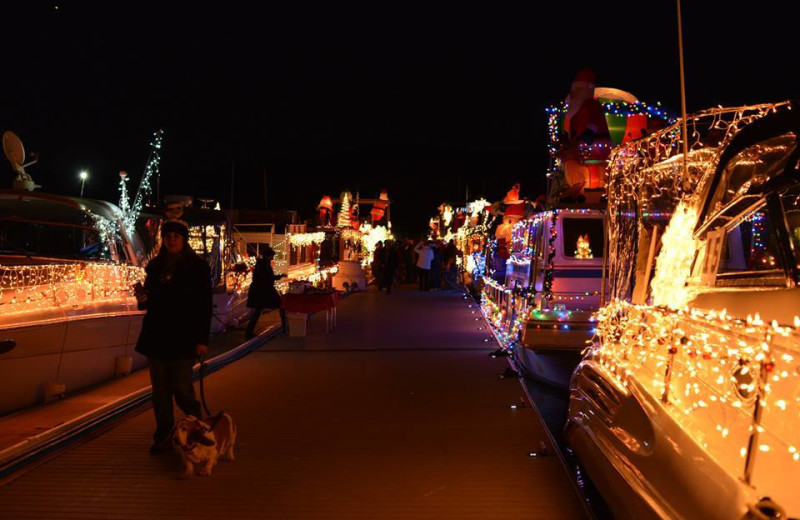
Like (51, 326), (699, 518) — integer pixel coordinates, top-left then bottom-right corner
(2, 131), (40, 191)
(126, 129), (164, 230)
(677, 0), (690, 177)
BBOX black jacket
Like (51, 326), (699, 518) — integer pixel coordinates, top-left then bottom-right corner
(135, 251), (212, 359)
(246, 257), (281, 309)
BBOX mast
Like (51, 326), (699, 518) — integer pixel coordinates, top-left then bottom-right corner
(677, 0), (690, 176)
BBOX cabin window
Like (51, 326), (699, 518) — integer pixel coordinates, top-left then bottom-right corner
(716, 206), (786, 286)
(530, 220), (544, 259)
(0, 220), (112, 261)
(562, 218), (604, 259)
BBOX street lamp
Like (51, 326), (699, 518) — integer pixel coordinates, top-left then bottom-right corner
(79, 171), (88, 197)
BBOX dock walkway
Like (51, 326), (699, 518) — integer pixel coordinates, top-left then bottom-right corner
(0, 287), (590, 519)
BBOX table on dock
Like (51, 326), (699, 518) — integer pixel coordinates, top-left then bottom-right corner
(0, 287), (590, 520)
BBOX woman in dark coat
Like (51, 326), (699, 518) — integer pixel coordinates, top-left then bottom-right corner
(134, 219), (212, 454)
(245, 246), (282, 338)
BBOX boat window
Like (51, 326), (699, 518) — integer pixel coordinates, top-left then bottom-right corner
(0, 220), (112, 260)
(781, 185), (800, 264)
(709, 133), (797, 215)
(530, 219), (544, 259)
(716, 206), (786, 286)
(562, 217), (604, 259)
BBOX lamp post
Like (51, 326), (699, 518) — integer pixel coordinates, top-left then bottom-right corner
(79, 171), (88, 197)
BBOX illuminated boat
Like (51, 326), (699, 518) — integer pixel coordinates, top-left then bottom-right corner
(482, 206), (605, 388)
(477, 84), (672, 387)
(567, 102), (800, 519)
(0, 189), (147, 415)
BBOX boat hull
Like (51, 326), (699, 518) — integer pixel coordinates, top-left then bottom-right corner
(0, 308), (145, 415)
(566, 359), (756, 520)
(516, 321), (593, 388)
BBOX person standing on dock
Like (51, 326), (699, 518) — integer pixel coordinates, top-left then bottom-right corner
(380, 240), (398, 294)
(133, 219), (213, 455)
(414, 239), (434, 291)
(245, 246), (284, 338)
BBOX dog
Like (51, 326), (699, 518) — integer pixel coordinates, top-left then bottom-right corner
(172, 413), (236, 478)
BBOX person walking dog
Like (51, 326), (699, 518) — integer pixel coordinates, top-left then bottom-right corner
(134, 219), (212, 455)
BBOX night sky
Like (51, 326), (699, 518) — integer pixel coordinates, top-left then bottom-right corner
(2, 2), (795, 237)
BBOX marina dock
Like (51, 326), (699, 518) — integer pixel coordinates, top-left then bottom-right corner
(0, 287), (590, 520)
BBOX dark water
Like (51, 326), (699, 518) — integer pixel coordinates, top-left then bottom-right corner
(521, 373), (615, 520)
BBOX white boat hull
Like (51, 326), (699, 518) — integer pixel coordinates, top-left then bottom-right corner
(567, 359), (758, 520)
(0, 306), (145, 415)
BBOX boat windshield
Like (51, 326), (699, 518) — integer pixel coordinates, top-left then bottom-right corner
(709, 132), (797, 215)
(0, 219), (112, 261)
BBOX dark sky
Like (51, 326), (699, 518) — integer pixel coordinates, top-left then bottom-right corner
(2, 2), (796, 236)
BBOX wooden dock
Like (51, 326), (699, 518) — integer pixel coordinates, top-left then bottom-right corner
(0, 287), (591, 520)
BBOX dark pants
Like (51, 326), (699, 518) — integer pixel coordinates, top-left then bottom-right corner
(380, 269), (396, 294)
(148, 357), (201, 444)
(246, 308), (263, 337)
(418, 267), (430, 291)
(246, 307), (284, 337)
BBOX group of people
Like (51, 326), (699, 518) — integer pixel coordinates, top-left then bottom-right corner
(370, 238), (462, 293)
(414, 239), (462, 291)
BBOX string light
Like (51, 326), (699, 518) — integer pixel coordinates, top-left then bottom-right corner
(589, 299), (800, 470)
(288, 232), (326, 247)
(359, 223), (393, 267)
(605, 103), (788, 301)
(589, 101), (800, 484)
(124, 129), (163, 232)
(0, 263), (145, 322)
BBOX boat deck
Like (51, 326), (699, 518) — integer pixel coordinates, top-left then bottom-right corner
(0, 287), (590, 520)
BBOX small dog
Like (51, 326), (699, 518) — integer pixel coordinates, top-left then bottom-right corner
(172, 413), (236, 478)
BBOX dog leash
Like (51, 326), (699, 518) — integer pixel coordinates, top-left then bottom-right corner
(198, 357), (224, 430)
(198, 357), (212, 418)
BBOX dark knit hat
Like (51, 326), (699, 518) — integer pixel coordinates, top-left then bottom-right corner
(161, 219), (190, 239)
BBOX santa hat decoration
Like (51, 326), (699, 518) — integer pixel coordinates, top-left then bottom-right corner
(371, 190), (389, 222)
(503, 183), (523, 205)
(370, 206), (385, 222)
(503, 203), (525, 218)
(317, 195), (333, 211)
(571, 68), (597, 90)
